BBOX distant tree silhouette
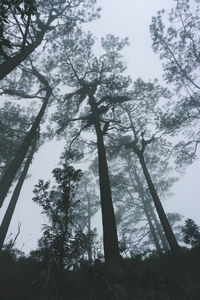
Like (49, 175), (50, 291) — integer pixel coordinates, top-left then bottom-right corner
(182, 218), (200, 247)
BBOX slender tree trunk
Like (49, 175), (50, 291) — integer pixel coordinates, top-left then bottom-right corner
(128, 163), (162, 253)
(89, 95), (120, 265)
(0, 29), (45, 80)
(148, 200), (170, 251)
(0, 76), (51, 207)
(0, 133), (38, 248)
(142, 200), (163, 254)
(137, 150), (180, 260)
(85, 185), (92, 261)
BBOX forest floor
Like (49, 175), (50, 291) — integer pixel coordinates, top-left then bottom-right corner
(0, 246), (200, 300)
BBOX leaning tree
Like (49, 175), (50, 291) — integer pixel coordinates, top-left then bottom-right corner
(109, 150), (173, 254)
(0, 65), (52, 207)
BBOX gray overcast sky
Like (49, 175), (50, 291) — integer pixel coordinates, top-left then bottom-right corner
(0, 0), (199, 254)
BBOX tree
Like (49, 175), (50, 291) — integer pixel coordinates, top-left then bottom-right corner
(32, 164), (86, 270)
(150, 0), (200, 165)
(0, 0), (99, 206)
(0, 130), (39, 249)
(181, 218), (200, 247)
(108, 147), (173, 254)
(124, 130), (180, 261)
(104, 78), (182, 261)
(0, 0), (99, 80)
(52, 31), (131, 266)
(0, 65), (52, 207)
(151, 0), (200, 91)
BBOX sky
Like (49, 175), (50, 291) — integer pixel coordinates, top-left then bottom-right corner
(0, 0), (199, 254)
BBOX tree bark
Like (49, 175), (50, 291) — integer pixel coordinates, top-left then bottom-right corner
(0, 133), (38, 248)
(137, 150), (180, 260)
(0, 75), (51, 207)
(89, 94), (120, 265)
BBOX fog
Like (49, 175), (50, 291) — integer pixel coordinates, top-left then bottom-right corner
(0, 0), (199, 255)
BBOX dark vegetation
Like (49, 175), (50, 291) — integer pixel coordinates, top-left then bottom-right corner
(0, 0), (200, 299)
(0, 244), (200, 300)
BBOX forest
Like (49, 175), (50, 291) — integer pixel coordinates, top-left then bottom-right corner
(0, 0), (200, 299)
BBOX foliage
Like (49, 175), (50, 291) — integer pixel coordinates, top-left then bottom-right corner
(0, 0), (36, 52)
(181, 218), (200, 247)
(51, 30), (131, 140)
(150, 0), (200, 166)
(0, 246), (200, 299)
(150, 0), (200, 90)
(32, 164), (90, 269)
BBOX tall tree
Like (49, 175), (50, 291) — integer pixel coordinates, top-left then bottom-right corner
(109, 149), (173, 253)
(0, 130), (39, 249)
(106, 78), (181, 261)
(0, 65), (52, 207)
(52, 31), (131, 265)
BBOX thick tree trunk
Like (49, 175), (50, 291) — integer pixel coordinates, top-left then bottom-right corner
(0, 133), (38, 248)
(137, 151), (180, 260)
(0, 81), (51, 207)
(89, 95), (120, 265)
(0, 29), (45, 80)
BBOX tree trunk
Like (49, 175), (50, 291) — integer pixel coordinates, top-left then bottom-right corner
(89, 95), (120, 265)
(0, 81), (51, 207)
(0, 133), (38, 248)
(143, 200), (163, 254)
(0, 29), (45, 80)
(128, 163), (162, 253)
(86, 185), (92, 261)
(137, 150), (180, 260)
(147, 200), (170, 251)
